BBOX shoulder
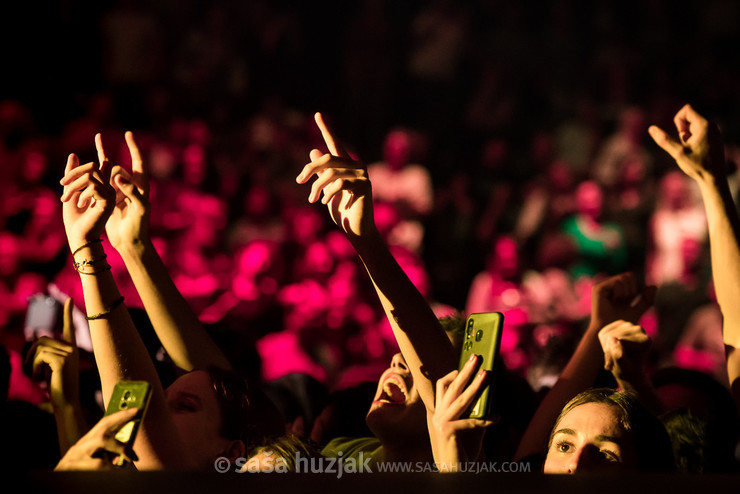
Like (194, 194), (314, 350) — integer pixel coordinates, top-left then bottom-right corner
(321, 436), (383, 460)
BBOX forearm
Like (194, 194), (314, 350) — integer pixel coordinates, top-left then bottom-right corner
(53, 402), (89, 455)
(696, 177), (740, 346)
(727, 347), (740, 412)
(352, 231), (457, 409)
(77, 243), (158, 401)
(515, 323), (603, 460)
(76, 243), (190, 469)
(118, 240), (231, 371)
(697, 177), (740, 411)
(433, 437), (464, 472)
(615, 375), (664, 416)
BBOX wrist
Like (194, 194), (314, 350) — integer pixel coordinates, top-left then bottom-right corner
(348, 226), (383, 252)
(694, 169), (721, 188)
(68, 237), (102, 255)
(586, 320), (605, 335)
(615, 373), (651, 394)
(71, 241), (111, 276)
(117, 237), (154, 260)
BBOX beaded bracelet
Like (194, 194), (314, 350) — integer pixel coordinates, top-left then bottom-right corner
(86, 296), (125, 321)
(71, 238), (103, 258)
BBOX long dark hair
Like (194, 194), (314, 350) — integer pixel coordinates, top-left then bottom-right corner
(207, 366), (285, 449)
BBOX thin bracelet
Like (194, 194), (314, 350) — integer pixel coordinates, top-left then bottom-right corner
(86, 296), (125, 321)
(71, 239), (102, 257)
(73, 254), (108, 272)
(77, 264), (113, 276)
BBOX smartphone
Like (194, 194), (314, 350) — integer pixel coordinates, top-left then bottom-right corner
(24, 294), (63, 340)
(458, 312), (504, 419)
(104, 380), (152, 466)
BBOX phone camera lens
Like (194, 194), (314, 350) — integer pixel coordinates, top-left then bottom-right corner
(475, 330), (483, 342)
(123, 391), (132, 400)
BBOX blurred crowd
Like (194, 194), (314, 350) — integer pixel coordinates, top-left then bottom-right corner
(2, 0), (740, 462)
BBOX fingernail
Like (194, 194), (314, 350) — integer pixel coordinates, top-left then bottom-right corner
(469, 354), (477, 362)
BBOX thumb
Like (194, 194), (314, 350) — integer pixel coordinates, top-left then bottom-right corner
(648, 125), (685, 161)
(309, 148), (323, 162)
(114, 173), (144, 206)
(315, 112), (348, 158)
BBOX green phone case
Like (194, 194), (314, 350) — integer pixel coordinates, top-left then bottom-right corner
(104, 380), (152, 448)
(458, 312), (503, 419)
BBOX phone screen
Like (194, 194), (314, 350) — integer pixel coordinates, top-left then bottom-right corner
(24, 294), (63, 340)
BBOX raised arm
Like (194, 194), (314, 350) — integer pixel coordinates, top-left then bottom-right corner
(649, 104), (740, 409)
(26, 298), (88, 454)
(296, 113), (457, 411)
(514, 272), (655, 460)
(60, 146), (191, 469)
(103, 132), (230, 372)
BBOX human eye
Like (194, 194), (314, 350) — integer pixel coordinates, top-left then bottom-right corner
(177, 402), (196, 412)
(555, 441), (573, 453)
(169, 396), (198, 413)
(600, 449), (621, 463)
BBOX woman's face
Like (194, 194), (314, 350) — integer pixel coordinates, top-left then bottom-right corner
(543, 402), (637, 474)
(166, 370), (234, 466)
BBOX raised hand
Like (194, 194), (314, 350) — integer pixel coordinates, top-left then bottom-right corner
(648, 104), (726, 182)
(26, 298), (89, 453)
(590, 272), (656, 332)
(429, 356), (493, 471)
(59, 138), (116, 250)
(296, 113), (375, 240)
(26, 298), (80, 411)
(103, 131), (150, 252)
(54, 408), (140, 471)
(598, 320), (651, 385)
(650, 105), (740, 412)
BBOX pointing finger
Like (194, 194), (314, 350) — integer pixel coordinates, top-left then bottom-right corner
(315, 112), (347, 158)
(64, 153), (80, 175)
(125, 131), (148, 196)
(95, 133), (113, 183)
(95, 133), (109, 171)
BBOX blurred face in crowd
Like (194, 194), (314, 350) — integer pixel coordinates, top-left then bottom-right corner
(544, 402), (637, 474)
(575, 181), (603, 220)
(22, 150), (47, 183)
(383, 130), (411, 170)
(183, 144), (206, 186)
(488, 236), (519, 279)
(660, 171), (689, 210)
(0, 233), (21, 277)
